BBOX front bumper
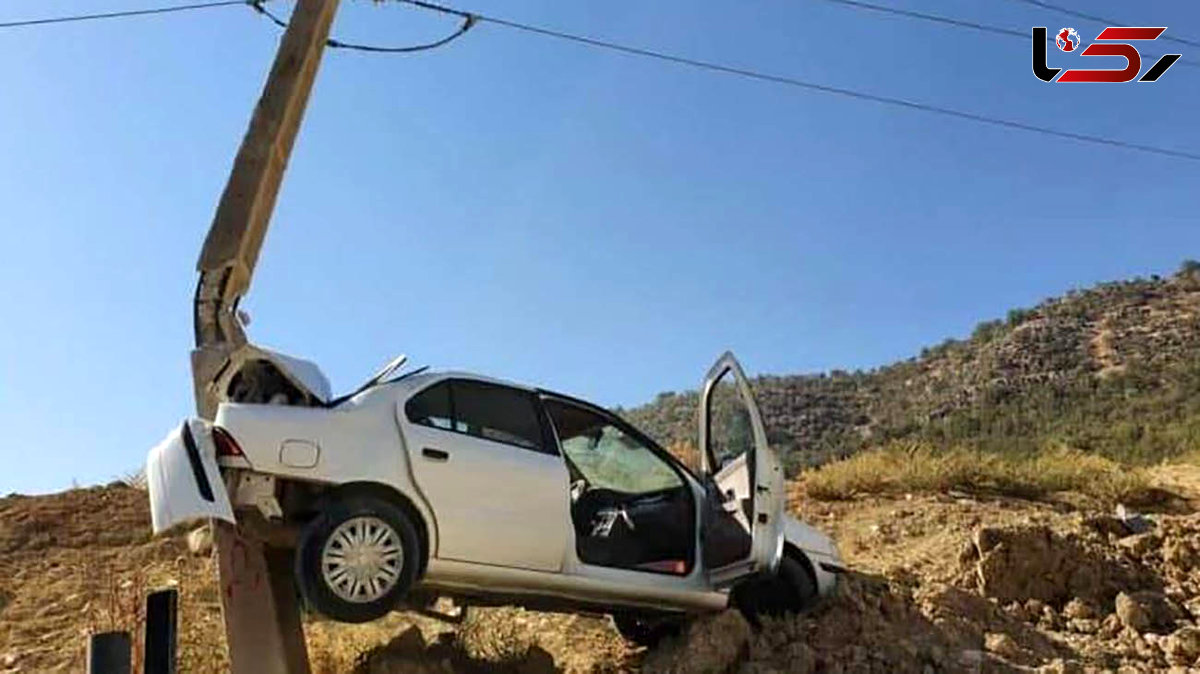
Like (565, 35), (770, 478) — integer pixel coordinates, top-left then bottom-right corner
(806, 549), (844, 597)
(145, 419), (235, 534)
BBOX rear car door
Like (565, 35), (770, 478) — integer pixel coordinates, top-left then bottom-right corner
(401, 377), (570, 572)
(698, 352), (785, 586)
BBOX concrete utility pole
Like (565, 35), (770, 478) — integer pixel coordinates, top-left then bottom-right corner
(191, 0), (339, 671)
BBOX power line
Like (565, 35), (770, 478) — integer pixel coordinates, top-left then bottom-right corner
(396, 0), (1200, 163)
(1007, 0), (1200, 49)
(3, 0), (1196, 161)
(814, 0), (1027, 40)
(810, 0), (1198, 68)
(0, 0), (474, 53)
(0, 0), (247, 29)
(250, 0), (475, 53)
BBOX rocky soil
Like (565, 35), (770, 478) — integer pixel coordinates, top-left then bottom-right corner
(1, 464), (1197, 673)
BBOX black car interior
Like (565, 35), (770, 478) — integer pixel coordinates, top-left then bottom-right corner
(538, 395), (754, 580)
(571, 485), (695, 573)
(543, 397), (698, 575)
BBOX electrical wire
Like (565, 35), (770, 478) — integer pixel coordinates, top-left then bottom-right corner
(810, 0), (1197, 68)
(0, 0), (474, 52)
(2, 0), (1196, 161)
(0, 0), (248, 29)
(249, 0), (474, 53)
(397, 0), (1200, 162)
(1007, 0), (1200, 49)
(815, 0), (1029, 40)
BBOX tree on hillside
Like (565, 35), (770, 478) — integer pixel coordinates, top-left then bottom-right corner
(972, 319), (1005, 343)
(1007, 308), (1034, 327)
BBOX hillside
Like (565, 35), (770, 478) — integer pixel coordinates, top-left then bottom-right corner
(623, 262), (1200, 471)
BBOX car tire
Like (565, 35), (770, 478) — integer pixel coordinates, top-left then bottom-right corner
(732, 553), (817, 627)
(294, 494), (421, 623)
(611, 612), (686, 648)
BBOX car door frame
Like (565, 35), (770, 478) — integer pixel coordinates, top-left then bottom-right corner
(537, 392), (712, 589)
(697, 351), (786, 587)
(399, 375), (573, 573)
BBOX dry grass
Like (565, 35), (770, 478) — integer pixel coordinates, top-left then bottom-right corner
(1175, 446), (1200, 466)
(665, 440), (700, 472)
(80, 564), (150, 673)
(115, 467), (147, 490)
(802, 442), (1156, 505)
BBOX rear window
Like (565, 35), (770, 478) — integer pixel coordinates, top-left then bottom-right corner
(405, 379), (548, 453)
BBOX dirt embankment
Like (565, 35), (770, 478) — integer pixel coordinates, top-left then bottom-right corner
(780, 494), (1200, 673)
(1, 470), (1198, 673)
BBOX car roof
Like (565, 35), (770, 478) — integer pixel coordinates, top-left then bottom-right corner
(391, 370), (600, 407)
(430, 369), (532, 389)
(386, 369), (536, 395)
(353, 369), (617, 423)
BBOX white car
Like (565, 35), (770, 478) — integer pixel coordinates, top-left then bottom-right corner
(146, 347), (841, 643)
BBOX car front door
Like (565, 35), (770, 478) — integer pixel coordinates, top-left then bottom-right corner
(542, 396), (696, 577)
(698, 351), (785, 586)
(400, 377), (570, 572)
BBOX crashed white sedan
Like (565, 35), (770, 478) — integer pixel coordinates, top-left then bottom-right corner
(146, 347), (841, 643)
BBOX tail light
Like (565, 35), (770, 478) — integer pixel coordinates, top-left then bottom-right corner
(212, 426), (245, 458)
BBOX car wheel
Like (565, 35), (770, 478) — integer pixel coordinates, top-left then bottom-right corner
(294, 495), (420, 623)
(732, 554), (817, 627)
(611, 612), (686, 648)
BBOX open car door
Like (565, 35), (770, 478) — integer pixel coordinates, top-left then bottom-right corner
(698, 352), (785, 587)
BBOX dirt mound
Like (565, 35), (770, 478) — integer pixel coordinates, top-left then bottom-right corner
(745, 509), (1200, 672)
(963, 524), (1159, 607)
(0, 484), (149, 554)
(743, 575), (984, 673)
(3, 479), (1199, 672)
(947, 515), (1200, 670)
(642, 611), (751, 674)
(960, 514), (1200, 610)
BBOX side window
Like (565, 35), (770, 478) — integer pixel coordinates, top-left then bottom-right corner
(452, 380), (544, 452)
(405, 381), (452, 430)
(544, 399), (682, 494)
(407, 379), (547, 453)
(707, 377), (755, 470)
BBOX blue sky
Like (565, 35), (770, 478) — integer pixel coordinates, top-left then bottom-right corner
(0, 0), (1196, 494)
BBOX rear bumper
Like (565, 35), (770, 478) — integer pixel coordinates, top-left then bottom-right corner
(145, 419), (235, 534)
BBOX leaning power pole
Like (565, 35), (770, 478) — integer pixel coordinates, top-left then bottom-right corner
(191, 0), (339, 672)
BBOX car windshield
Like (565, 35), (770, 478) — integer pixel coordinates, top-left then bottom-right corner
(544, 398), (684, 494)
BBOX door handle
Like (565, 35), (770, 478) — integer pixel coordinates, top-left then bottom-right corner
(422, 448), (449, 462)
